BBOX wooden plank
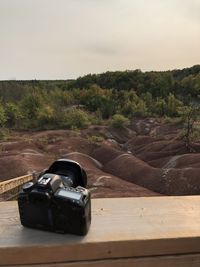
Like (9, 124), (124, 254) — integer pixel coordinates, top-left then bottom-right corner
(0, 196), (200, 265)
(0, 174), (33, 194)
(12, 254), (200, 267)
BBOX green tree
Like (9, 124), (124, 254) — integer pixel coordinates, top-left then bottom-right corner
(37, 105), (56, 129)
(153, 98), (167, 116)
(134, 99), (147, 117)
(5, 102), (23, 128)
(121, 101), (136, 118)
(166, 93), (183, 117)
(20, 92), (43, 120)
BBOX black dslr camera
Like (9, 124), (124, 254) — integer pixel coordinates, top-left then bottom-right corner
(18, 159), (91, 235)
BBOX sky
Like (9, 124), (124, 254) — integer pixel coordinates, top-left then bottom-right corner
(0, 0), (200, 80)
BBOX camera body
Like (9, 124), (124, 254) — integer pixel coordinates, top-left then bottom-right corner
(18, 159), (91, 235)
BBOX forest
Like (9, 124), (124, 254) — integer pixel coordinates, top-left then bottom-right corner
(0, 65), (199, 132)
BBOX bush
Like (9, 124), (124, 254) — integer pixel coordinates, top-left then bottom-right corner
(110, 114), (129, 128)
(134, 99), (147, 117)
(5, 102), (23, 128)
(64, 108), (91, 129)
(166, 93), (184, 116)
(0, 128), (10, 141)
(19, 91), (45, 128)
(121, 101), (135, 118)
(37, 105), (56, 129)
(88, 135), (104, 143)
(0, 104), (7, 127)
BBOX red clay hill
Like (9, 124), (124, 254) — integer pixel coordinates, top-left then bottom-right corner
(1, 118), (200, 198)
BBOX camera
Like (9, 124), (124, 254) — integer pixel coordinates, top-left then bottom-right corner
(18, 159), (91, 235)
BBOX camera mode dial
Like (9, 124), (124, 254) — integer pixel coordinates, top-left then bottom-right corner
(22, 182), (34, 192)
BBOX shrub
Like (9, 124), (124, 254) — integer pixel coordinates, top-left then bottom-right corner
(166, 93), (184, 116)
(20, 91), (43, 120)
(110, 114), (129, 128)
(0, 128), (10, 141)
(88, 135), (104, 143)
(37, 105), (56, 128)
(121, 101), (135, 118)
(0, 104), (7, 127)
(5, 102), (23, 128)
(64, 108), (91, 129)
(134, 99), (147, 117)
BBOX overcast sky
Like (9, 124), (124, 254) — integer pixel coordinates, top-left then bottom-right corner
(0, 0), (200, 80)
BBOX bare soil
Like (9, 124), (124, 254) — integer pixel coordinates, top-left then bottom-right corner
(1, 119), (200, 198)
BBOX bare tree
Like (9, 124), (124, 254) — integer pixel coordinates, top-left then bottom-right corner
(181, 106), (200, 152)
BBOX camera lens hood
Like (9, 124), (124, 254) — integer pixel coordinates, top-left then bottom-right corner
(44, 159), (87, 188)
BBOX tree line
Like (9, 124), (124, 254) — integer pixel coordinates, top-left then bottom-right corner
(0, 65), (199, 130)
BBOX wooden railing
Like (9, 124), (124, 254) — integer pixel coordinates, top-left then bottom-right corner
(0, 174), (34, 201)
(0, 196), (200, 266)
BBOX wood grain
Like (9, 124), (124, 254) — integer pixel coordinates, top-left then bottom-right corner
(0, 196), (200, 265)
(13, 254), (200, 267)
(0, 174), (33, 194)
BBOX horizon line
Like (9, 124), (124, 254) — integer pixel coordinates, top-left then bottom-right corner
(0, 64), (199, 82)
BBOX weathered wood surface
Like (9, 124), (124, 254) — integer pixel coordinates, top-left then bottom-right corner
(12, 254), (200, 267)
(0, 174), (33, 194)
(0, 196), (200, 266)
